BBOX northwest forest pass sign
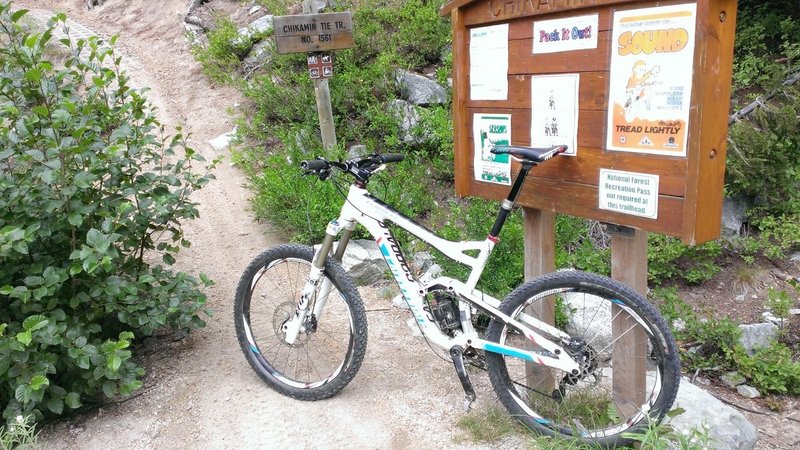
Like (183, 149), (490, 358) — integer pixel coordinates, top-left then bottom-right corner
(441, 0), (739, 244)
(273, 12), (354, 54)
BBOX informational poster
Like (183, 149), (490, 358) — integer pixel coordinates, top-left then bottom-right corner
(598, 169), (659, 219)
(533, 14), (598, 54)
(469, 24), (509, 100)
(473, 113), (511, 185)
(606, 3), (697, 156)
(530, 74), (579, 156)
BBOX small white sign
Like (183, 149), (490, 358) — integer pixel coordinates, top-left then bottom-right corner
(598, 169), (659, 219)
(530, 74), (579, 156)
(533, 14), (598, 54)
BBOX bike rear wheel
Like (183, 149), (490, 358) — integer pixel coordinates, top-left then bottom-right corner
(234, 244), (368, 400)
(485, 271), (679, 448)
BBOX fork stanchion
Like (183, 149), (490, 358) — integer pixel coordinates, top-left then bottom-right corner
(523, 207), (556, 396)
(609, 226), (648, 418)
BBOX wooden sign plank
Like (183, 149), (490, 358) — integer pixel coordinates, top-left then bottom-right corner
(273, 12), (354, 54)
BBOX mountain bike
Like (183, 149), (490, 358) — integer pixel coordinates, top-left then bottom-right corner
(234, 145), (680, 447)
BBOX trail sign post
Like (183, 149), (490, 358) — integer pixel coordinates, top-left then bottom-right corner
(273, 2), (355, 151)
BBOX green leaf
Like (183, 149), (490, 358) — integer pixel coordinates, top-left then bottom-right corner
(108, 354), (122, 372)
(68, 213), (83, 226)
(23, 315), (49, 331)
(11, 9), (29, 22)
(162, 253), (176, 265)
(101, 380), (116, 398)
(0, 285), (14, 295)
(0, 323), (6, 336)
(16, 330), (32, 346)
(75, 336), (87, 348)
(47, 397), (64, 415)
(15, 384), (32, 403)
(30, 375), (49, 391)
(64, 392), (82, 409)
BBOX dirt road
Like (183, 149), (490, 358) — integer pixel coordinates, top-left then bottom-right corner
(13, 1), (504, 448)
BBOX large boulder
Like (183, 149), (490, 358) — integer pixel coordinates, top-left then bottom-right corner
(721, 196), (751, 236)
(315, 239), (385, 286)
(669, 378), (758, 450)
(235, 15), (274, 47)
(395, 70), (447, 105)
(738, 322), (779, 355)
(387, 99), (425, 144)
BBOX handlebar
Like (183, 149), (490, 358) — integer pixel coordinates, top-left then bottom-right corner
(300, 153), (405, 183)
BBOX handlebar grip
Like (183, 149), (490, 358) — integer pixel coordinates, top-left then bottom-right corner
(378, 154), (404, 163)
(301, 159), (328, 171)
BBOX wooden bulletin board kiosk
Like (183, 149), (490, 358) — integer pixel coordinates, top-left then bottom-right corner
(440, 0), (738, 245)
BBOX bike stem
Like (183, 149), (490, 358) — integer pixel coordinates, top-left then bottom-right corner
(489, 161), (535, 239)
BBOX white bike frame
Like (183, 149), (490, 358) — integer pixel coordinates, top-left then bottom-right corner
(282, 181), (580, 374)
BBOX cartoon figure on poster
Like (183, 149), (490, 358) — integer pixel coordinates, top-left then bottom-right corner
(624, 61), (660, 121)
(531, 75), (578, 156)
(606, 4), (697, 156)
(472, 114), (512, 185)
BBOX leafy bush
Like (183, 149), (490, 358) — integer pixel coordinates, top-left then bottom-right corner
(647, 235), (722, 285)
(732, 1), (800, 90)
(0, 8), (213, 421)
(729, 342), (800, 395)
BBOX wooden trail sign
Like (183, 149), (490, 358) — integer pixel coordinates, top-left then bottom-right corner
(274, 12), (354, 54)
(440, 0), (739, 245)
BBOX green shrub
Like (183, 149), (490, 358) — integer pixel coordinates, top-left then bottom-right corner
(192, 16), (269, 83)
(647, 235), (722, 285)
(729, 342), (800, 395)
(0, 8), (213, 421)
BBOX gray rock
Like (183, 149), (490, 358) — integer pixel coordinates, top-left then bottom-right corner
(315, 239), (386, 285)
(735, 294), (745, 302)
(387, 99), (424, 144)
(720, 371), (746, 388)
(243, 40), (273, 72)
(209, 128), (237, 151)
(563, 292), (612, 352)
(412, 252), (434, 274)
(419, 263), (442, 285)
(672, 318), (686, 332)
(235, 15), (274, 46)
(392, 294), (410, 310)
(669, 378), (758, 450)
(761, 311), (782, 326)
(395, 69), (447, 105)
(248, 5), (262, 15)
(790, 308), (800, 315)
(738, 322), (779, 355)
(790, 251), (800, 262)
(721, 196), (751, 236)
(736, 385), (760, 399)
(348, 144), (367, 159)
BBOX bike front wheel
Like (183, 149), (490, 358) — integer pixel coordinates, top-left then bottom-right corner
(485, 271), (680, 448)
(234, 244), (368, 400)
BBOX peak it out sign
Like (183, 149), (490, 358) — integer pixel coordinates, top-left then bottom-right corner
(533, 14), (598, 54)
(606, 3), (697, 157)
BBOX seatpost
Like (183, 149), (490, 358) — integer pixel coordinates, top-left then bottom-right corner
(489, 162), (535, 239)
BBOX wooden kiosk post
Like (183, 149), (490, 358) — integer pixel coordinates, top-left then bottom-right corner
(440, 0), (738, 411)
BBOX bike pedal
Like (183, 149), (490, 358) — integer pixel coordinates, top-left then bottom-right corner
(450, 346), (477, 408)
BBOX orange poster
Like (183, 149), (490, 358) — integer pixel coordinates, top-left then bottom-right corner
(606, 4), (697, 156)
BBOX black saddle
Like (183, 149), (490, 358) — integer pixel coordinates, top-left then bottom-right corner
(490, 145), (568, 163)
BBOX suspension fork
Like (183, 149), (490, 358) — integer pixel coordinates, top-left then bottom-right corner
(282, 220), (354, 344)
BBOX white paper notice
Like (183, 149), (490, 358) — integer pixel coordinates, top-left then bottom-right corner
(473, 113), (511, 185)
(469, 24), (509, 101)
(530, 74), (579, 156)
(598, 169), (659, 219)
(533, 14), (598, 54)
